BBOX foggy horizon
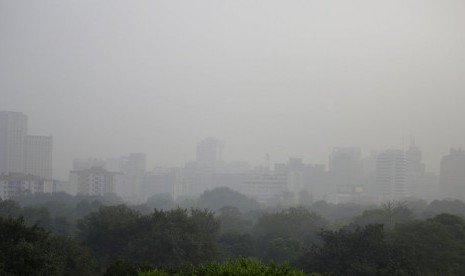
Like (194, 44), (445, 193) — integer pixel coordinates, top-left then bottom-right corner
(2, 1), (465, 180)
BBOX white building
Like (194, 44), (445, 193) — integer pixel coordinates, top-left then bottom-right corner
(71, 166), (119, 196)
(375, 149), (407, 201)
(240, 173), (289, 205)
(73, 154), (147, 201)
(0, 111), (28, 175)
(25, 135), (53, 180)
(0, 173), (53, 200)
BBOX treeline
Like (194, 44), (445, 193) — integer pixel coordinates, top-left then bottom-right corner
(2, 188), (465, 275)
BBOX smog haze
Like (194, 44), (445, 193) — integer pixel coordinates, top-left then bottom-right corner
(1, 0), (465, 179)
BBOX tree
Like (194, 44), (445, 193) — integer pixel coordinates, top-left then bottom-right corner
(0, 216), (96, 275)
(128, 208), (219, 267)
(199, 187), (260, 213)
(300, 224), (413, 275)
(217, 206), (252, 235)
(78, 206), (220, 268)
(0, 216), (55, 275)
(77, 204), (142, 266)
(393, 214), (465, 275)
(139, 257), (311, 276)
(253, 207), (327, 263)
(218, 233), (255, 259)
(352, 202), (413, 229)
(423, 199), (465, 219)
(0, 199), (21, 217)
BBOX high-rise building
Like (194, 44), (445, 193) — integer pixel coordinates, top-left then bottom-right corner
(440, 148), (465, 200)
(375, 149), (407, 201)
(405, 137), (425, 173)
(0, 111), (28, 175)
(25, 135), (53, 179)
(404, 138), (435, 199)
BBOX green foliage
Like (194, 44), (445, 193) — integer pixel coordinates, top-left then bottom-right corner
(300, 224), (413, 275)
(392, 213), (465, 275)
(0, 216), (96, 275)
(48, 235), (98, 276)
(0, 199), (22, 216)
(217, 206), (252, 235)
(199, 187), (260, 213)
(78, 204), (141, 264)
(253, 207), (327, 263)
(352, 201), (413, 229)
(130, 208), (219, 266)
(78, 205), (220, 268)
(104, 260), (154, 276)
(423, 199), (465, 219)
(0, 216), (55, 275)
(218, 233), (255, 259)
(139, 257), (312, 276)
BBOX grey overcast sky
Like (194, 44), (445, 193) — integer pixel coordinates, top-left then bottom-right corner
(1, 0), (465, 179)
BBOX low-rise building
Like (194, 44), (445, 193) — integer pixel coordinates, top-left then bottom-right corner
(70, 166), (119, 196)
(0, 173), (53, 199)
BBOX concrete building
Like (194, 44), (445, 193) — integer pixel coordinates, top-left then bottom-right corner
(375, 149), (407, 201)
(71, 154), (147, 201)
(239, 172), (289, 205)
(25, 135), (53, 180)
(71, 166), (118, 196)
(440, 148), (465, 200)
(0, 173), (53, 200)
(0, 111), (28, 175)
(405, 138), (425, 173)
(106, 153), (147, 202)
(404, 138), (437, 200)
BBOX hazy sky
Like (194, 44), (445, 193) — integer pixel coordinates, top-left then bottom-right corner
(1, 1), (465, 179)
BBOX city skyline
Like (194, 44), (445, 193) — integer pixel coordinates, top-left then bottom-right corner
(2, 1), (465, 180)
(2, 109), (463, 181)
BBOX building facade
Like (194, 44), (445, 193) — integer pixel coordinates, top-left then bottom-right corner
(440, 148), (465, 200)
(0, 173), (53, 200)
(0, 111), (28, 175)
(375, 149), (407, 201)
(71, 166), (118, 196)
(25, 135), (53, 180)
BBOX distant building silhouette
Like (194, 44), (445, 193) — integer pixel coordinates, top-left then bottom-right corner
(0, 111), (28, 175)
(329, 147), (364, 202)
(405, 137), (425, 173)
(196, 137), (223, 166)
(404, 138), (437, 200)
(25, 135), (53, 180)
(0, 111), (53, 181)
(440, 148), (465, 200)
